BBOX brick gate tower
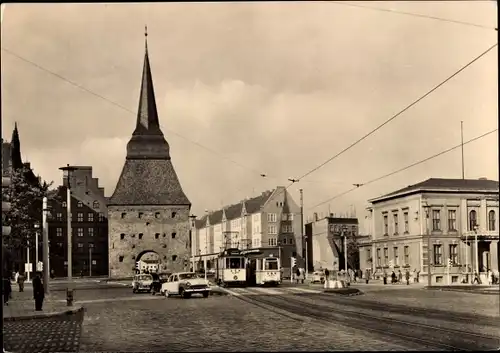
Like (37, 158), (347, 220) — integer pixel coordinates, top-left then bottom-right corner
(107, 31), (191, 278)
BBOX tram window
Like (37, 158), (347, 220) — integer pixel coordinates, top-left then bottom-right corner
(265, 260), (279, 270)
(227, 257), (242, 269)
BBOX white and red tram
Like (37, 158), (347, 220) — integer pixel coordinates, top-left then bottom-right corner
(254, 255), (281, 286)
(215, 248), (247, 287)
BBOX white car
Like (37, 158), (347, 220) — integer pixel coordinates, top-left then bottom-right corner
(160, 272), (211, 299)
(132, 274), (153, 293)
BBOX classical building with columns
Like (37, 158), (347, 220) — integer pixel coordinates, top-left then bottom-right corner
(358, 178), (499, 284)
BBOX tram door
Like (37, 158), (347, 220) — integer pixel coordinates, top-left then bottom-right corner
(247, 258), (257, 286)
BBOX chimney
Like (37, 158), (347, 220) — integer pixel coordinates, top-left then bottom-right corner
(329, 213), (333, 218)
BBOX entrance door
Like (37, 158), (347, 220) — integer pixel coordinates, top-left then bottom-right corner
(247, 258), (257, 286)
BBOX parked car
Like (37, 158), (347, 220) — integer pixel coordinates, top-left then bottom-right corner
(132, 274), (153, 293)
(310, 271), (326, 284)
(160, 272), (210, 299)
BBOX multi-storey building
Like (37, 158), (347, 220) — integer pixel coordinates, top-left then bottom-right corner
(305, 213), (359, 272)
(107, 33), (191, 278)
(192, 187), (303, 277)
(48, 166), (109, 277)
(359, 178), (499, 284)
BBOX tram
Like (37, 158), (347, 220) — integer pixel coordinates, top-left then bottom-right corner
(254, 255), (281, 286)
(215, 248), (247, 287)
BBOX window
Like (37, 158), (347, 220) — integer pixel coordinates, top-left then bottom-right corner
(172, 255), (177, 261)
(288, 213), (294, 221)
(77, 243), (83, 248)
(393, 247), (399, 266)
(393, 213), (399, 235)
(88, 213), (94, 222)
(383, 248), (388, 266)
(89, 243), (94, 248)
(56, 213), (63, 221)
(268, 238), (277, 246)
(488, 210), (496, 231)
(449, 244), (458, 265)
(119, 256), (124, 262)
(469, 210), (477, 231)
(282, 238), (287, 245)
(432, 210), (441, 231)
(93, 201), (99, 209)
(171, 232), (176, 239)
(98, 213), (105, 222)
(120, 233), (125, 240)
(77, 201), (83, 208)
(404, 246), (409, 265)
(448, 210), (457, 231)
(366, 248), (371, 261)
(92, 260), (97, 265)
(171, 212), (176, 218)
(138, 212), (143, 219)
(155, 233), (160, 239)
(282, 213), (288, 221)
(121, 213), (126, 219)
(403, 212), (409, 233)
(88, 228), (94, 237)
(56, 228), (63, 237)
(155, 212), (160, 219)
(268, 225), (278, 234)
(62, 201), (67, 208)
(77, 228), (84, 237)
(383, 215), (388, 235)
(433, 244), (443, 265)
(376, 248), (381, 266)
(267, 213), (277, 223)
(77, 213), (84, 222)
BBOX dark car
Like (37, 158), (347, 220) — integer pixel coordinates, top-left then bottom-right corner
(150, 273), (161, 295)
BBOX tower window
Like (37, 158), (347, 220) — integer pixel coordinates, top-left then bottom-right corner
(155, 233), (160, 239)
(132, 244), (135, 249)
(119, 256), (124, 262)
(171, 212), (177, 218)
(171, 232), (176, 239)
(172, 255), (177, 261)
(138, 212), (143, 219)
(163, 233), (166, 238)
(138, 233), (143, 239)
(121, 213), (126, 219)
(120, 233), (125, 240)
(162, 244), (167, 248)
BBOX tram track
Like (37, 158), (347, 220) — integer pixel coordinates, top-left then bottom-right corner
(234, 290), (500, 351)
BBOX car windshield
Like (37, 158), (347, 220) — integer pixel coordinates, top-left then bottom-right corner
(178, 273), (199, 280)
(141, 275), (153, 280)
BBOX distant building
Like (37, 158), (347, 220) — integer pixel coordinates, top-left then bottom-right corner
(48, 166), (109, 277)
(137, 259), (159, 273)
(305, 213), (359, 272)
(359, 178), (499, 284)
(107, 34), (191, 278)
(193, 187), (303, 278)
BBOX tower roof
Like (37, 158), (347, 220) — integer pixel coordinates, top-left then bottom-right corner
(11, 122), (23, 170)
(109, 30), (190, 206)
(126, 29), (170, 160)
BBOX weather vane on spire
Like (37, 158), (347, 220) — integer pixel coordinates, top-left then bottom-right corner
(145, 25), (148, 37)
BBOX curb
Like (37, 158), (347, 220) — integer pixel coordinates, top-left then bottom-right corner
(323, 289), (364, 297)
(4, 305), (84, 322)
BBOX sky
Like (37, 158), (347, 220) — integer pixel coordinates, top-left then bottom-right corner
(1, 2), (498, 233)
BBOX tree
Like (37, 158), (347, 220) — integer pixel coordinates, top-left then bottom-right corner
(346, 235), (360, 270)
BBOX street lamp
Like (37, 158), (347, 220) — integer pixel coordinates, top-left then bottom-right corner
(59, 164), (77, 306)
(341, 225), (349, 272)
(422, 203), (431, 287)
(473, 224), (479, 277)
(42, 197), (51, 294)
(189, 214), (197, 271)
(34, 222), (40, 272)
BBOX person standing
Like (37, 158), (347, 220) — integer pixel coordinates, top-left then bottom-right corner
(295, 268), (301, 284)
(397, 270), (403, 284)
(17, 272), (25, 292)
(3, 276), (12, 305)
(33, 272), (45, 311)
(405, 269), (410, 285)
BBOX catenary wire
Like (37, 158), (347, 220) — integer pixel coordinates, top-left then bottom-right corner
(332, 1), (497, 30)
(294, 42), (497, 183)
(307, 128), (498, 210)
(1, 47), (267, 178)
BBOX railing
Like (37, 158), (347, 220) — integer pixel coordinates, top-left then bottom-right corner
(461, 230), (499, 238)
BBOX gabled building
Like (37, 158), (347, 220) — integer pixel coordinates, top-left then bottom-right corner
(359, 178), (499, 284)
(192, 187), (303, 278)
(107, 33), (191, 278)
(48, 166), (109, 277)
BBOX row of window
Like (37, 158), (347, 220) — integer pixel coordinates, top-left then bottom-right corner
(268, 237), (294, 246)
(56, 227), (98, 237)
(118, 255), (178, 262)
(55, 212), (106, 222)
(373, 244), (460, 267)
(120, 232), (177, 240)
(468, 210), (496, 231)
(61, 200), (100, 209)
(267, 213), (294, 223)
(121, 211), (177, 219)
(383, 212), (410, 235)
(430, 244), (459, 265)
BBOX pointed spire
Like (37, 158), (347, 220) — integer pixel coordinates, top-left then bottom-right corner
(126, 29), (171, 160)
(11, 122), (23, 170)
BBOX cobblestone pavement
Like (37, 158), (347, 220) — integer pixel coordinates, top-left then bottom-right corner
(3, 309), (83, 353)
(78, 294), (420, 352)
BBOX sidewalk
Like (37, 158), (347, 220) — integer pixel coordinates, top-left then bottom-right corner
(4, 285), (83, 321)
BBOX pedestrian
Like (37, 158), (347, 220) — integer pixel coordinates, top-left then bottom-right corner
(487, 270), (493, 286)
(405, 270), (410, 285)
(17, 272), (25, 292)
(472, 271), (481, 285)
(14, 271), (19, 284)
(416, 270), (420, 283)
(3, 276), (12, 306)
(383, 271), (388, 285)
(391, 271), (396, 284)
(324, 268), (330, 281)
(33, 272), (45, 311)
(295, 268), (300, 284)
(398, 270), (402, 284)
(365, 269), (370, 284)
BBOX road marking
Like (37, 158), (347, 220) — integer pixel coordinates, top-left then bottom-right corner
(57, 295), (164, 304)
(220, 288), (243, 297)
(287, 287), (322, 294)
(252, 287), (282, 295)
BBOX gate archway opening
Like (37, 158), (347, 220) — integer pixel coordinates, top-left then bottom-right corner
(135, 250), (161, 274)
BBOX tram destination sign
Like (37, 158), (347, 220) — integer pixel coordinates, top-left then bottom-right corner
(224, 248), (242, 256)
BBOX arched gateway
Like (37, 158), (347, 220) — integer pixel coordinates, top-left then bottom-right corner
(107, 33), (191, 279)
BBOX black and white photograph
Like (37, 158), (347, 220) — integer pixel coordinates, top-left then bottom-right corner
(1, 1), (498, 352)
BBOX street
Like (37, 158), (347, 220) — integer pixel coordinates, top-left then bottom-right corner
(5, 283), (497, 352)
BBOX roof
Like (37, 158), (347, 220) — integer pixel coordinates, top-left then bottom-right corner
(194, 189), (275, 228)
(370, 178), (499, 203)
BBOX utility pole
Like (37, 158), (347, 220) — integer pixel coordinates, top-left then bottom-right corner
(461, 121), (465, 179)
(60, 164), (76, 306)
(300, 188), (307, 279)
(42, 197), (50, 294)
(423, 204), (432, 287)
(89, 247), (92, 277)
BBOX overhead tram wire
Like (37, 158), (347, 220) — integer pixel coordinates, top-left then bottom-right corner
(294, 42), (498, 183)
(1, 47), (265, 178)
(307, 128), (498, 210)
(332, 1), (497, 31)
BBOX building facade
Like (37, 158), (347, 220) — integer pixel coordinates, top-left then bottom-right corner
(193, 187), (303, 278)
(305, 214), (359, 272)
(359, 178), (499, 284)
(47, 166), (109, 277)
(107, 35), (191, 278)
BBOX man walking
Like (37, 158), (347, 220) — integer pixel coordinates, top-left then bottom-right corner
(33, 272), (45, 311)
(17, 272), (25, 292)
